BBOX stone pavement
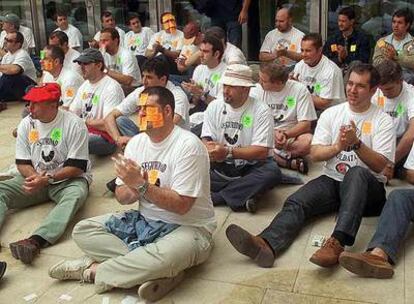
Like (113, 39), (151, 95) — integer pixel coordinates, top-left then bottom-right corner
(0, 102), (413, 304)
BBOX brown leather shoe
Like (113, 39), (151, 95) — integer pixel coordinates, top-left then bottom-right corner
(309, 237), (344, 267)
(9, 238), (40, 264)
(226, 224), (275, 268)
(339, 251), (394, 279)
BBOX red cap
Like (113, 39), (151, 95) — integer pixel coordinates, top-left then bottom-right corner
(23, 83), (61, 103)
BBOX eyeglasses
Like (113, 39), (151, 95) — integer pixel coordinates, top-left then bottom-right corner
(4, 38), (16, 43)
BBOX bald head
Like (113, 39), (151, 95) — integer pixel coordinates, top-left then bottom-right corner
(275, 8), (292, 32)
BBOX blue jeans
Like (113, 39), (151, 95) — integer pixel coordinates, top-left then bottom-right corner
(210, 158), (281, 211)
(89, 134), (117, 156)
(0, 74), (36, 101)
(260, 167), (386, 253)
(116, 116), (140, 137)
(367, 189), (414, 263)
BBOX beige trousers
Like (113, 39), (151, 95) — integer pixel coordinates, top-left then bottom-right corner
(72, 213), (214, 293)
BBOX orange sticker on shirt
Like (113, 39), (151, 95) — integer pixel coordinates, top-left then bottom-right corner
(289, 44), (296, 51)
(66, 87), (74, 98)
(377, 96), (385, 107)
(377, 40), (385, 48)
(28, 129), (39, 143)
(362, 121), (372, 135)
(331, 44), (338, 52)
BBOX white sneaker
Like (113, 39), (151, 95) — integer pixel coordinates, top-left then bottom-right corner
(48, 256), (94, 282)
(138, 271), (185, 302)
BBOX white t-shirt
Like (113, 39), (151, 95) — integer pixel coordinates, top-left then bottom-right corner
(404, 143), (414, 170)
(16, 109), (92, 184)
(94, 27), (126, 48)
(0, 26), (35, 50)
(260, 26), (304, 66)
(55, 24), (83, 49)
(147, 30), (184, 52)
(201, 96), (274, 167)
(69, 75), (124, 120)
(312, 102), (395, 183)
(293, 55), (345, 105)
(250, 80), (317, 130)
(116, 126), (216, 233)
(1, 49), (37, 81)
(64, 48), (82, 75)
(116, 81), (190, 129)
(371, 82), (414, 138)
(223, 42), (247, 65)
(192, 62), (227, 98)
(124, 27), (154, 56)
(102, 47), (141, 86)
(42, 68), (84, 107)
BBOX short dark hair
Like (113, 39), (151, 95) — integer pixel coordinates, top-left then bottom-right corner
(15, 31), (24, 47)
(49, 30), (69, 46)
(55, 8), (68, 19)
(142, 58), (170, 81)
(101, 10), (112, 20)
(101, 27), (120, 44)
(260, 63), (289, 83)
(375, 60), (402, 85)
(393, 8), (414, 26)
(302, 33), (323, 49)
(127, 13), (141, 25)
(349, 63), (380, 88)
(338, 6), (355, 20)
(142, 86), (175, 115)
(205, 26), (227, 44)
(202, 34), (225, 61)
(45, 45), (65, 64)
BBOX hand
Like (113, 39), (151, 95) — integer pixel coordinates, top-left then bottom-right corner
(206, 142), (227, 162)
(382, 163), (394, 181)
(22, 172), (48, 194)
(384, 46), (397, 60)
(88, 40), (99, 49)
(176, 55), (187, 68)
(238, 9), (248, 24)
(153, 42), (164, 54)
(340, 120), (359, 147)
(275, 47), (288, 57)
(337, 45), (347, 61)
(274, 130), (287, 148)
(116, 136), (132, 149)
(112, 154), (147, 189)
(182, 80), (204, 97)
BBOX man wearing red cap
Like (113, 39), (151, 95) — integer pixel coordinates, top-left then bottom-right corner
(0, 83), (91, 264)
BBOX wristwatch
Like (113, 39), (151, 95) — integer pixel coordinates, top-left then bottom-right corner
(46, 173), (55, 184)
(226, 146), (234, 160)
(136, 181), (150, 199)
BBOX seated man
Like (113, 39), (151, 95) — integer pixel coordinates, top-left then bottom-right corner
(41, 45), (83, 109)
(372, 60), (414, 180)
(49, 31), (82, 75)
(124, 13), (154, 70)
(259, 7), (304, 69)
(201, 64), (281, 213)
(373, 8), (414, 84)
(205, 26), (246, 65)
(323, 6), (370, 71)
(293, 33), (345, 111)
(49, 86), (216, 302)
(91, 11), (125, 48)
(69, 48), (125, 156)
(99, 28), (141, 89)
(105, 58), (189, 151)
(250, 63), (317, 174)
(53, 9), (83, 51)
(145, 12), (184, 74)
(0, 13), (35, 54)
(182, 35), (226, 114)
(226, 64), (395, 268)
(0, 83), (91, 264)
(0, 31), (36, 107)
(339, 143), (414, 279)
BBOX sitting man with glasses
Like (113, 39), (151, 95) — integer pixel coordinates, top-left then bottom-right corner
(0, 31), (37, 111)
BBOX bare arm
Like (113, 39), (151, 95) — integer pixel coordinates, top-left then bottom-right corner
(106, 69), (134, 86)
(355, 142), (388, 173)
(104, 108), (124, 140)
(259, 52), (277, 62)
(284, 121), (312, 139)
(310, 144), (341, 162)
(406, 168), (414, 184)
(0, 64), (22, 75)
(86, 118), (107, 131)
(16, 164), (37, 178)
(312, 95), (333, 110)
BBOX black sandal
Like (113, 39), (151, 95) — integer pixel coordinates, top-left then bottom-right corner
(286, 157), (309, 174)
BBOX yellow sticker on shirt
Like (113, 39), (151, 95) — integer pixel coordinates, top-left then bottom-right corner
(289, 43), (296, 51)
(350, 44), (357, 52)
(377, 96), (385, 107)
(29, 129), (39, 143)
(377, 40), (385, 48)
(331, 44), (337, 52)
(362, 121), (372, 135)
(148, 169), (159, 185)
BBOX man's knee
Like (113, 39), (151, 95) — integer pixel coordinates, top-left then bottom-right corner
(345, 166), (372, 179)
(387, 189), (414, 208)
